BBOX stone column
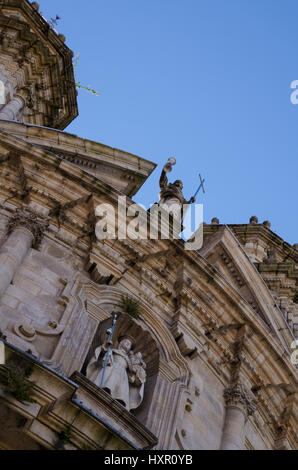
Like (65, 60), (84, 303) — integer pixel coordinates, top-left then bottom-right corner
(0, 208), (48, 298)
(0, 95), (25, 121)
(220, 383), (256, 450)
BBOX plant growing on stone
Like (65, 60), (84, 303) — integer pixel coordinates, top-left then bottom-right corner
(121, 296), (140, 319)
(58, 426), (72, 444)
(73, 54), (100, 96)
(0, 360), (34, 403)
(44, 11), (99, 97)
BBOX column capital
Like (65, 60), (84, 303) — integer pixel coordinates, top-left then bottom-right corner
(224, 383), (257, 417)
(7, 207), (49, 248)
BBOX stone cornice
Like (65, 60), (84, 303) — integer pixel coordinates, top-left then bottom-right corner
(71, 372), (158, 450)
(0, 121), (157, 197)
(257, 262), (298, 279)
(204, 224), (298, 263)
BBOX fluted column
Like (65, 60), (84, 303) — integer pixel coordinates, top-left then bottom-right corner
(220, 383), (256, 450)
(0, 95), (25, 121)
(0, 208), (48, 297)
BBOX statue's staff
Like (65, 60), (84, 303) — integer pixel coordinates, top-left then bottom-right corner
(192, 173), (206, 200)
(181, 173), (206, 222)
(100, 312), (118, 388)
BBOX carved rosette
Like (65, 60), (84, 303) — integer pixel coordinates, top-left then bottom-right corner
(7, 208), (49, 248)
(224, 383), (257, 416)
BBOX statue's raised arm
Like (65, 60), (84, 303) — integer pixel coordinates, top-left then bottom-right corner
(159, 157), (176, 192)
(159, 168), (168, 190)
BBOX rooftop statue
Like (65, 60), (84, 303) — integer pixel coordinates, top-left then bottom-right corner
(159, 158), (195, 213)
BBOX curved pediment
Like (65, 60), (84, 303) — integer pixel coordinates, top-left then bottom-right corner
(0, 121), (156, 197)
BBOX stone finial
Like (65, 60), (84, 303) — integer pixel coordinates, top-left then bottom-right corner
(211, 217), (219, 225)
(7, 207), (49, 248)
(58, 34), (66, 43)
(249, 216), (258, 225)
(223, 383), (256, 416)
(31, 2), (40, 11)
(263, 220), (271, 229)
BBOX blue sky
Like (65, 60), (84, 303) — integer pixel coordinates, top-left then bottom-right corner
(39, 0), (297, 245)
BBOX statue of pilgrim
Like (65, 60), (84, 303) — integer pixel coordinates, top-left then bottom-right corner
(86, 334), (146, 411)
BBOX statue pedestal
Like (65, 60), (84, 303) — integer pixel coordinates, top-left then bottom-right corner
(70, 372), (158, 450)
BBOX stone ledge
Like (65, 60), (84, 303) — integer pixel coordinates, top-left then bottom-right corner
(0, 341), (157, 450)
(71, 371), (158, 450)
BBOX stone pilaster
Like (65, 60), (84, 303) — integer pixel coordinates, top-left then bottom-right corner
(0, 208), (48, 298)
(220, 383), (256, 450)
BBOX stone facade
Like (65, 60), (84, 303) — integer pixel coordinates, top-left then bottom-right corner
(0, 0), (297, 451)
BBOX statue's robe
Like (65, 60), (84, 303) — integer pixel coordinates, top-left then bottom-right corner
(159, 170), (187, 220)
(86, 346), (144, 411)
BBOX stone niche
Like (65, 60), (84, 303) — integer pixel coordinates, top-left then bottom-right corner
(81, 313), (160, 425)
(73, 286), (191, 450)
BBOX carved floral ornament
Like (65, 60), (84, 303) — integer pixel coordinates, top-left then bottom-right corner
(13, 320), (65, 342)
(224, 383), (257, 416)
(7, 207), (49, 248)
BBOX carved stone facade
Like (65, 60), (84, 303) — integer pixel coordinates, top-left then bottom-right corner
(0, 0), (296, 451)
(0, 0), (78, 128)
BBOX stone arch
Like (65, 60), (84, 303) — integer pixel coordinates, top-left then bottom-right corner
(86, 285), (189, 368)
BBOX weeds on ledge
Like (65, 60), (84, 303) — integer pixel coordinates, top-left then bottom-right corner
(0, 359), (34, 404)
(121, 296), (140, 319)
(58, 426), (72, 444)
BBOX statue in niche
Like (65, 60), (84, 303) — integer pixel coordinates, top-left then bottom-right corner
(86, 334), (146, 411)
